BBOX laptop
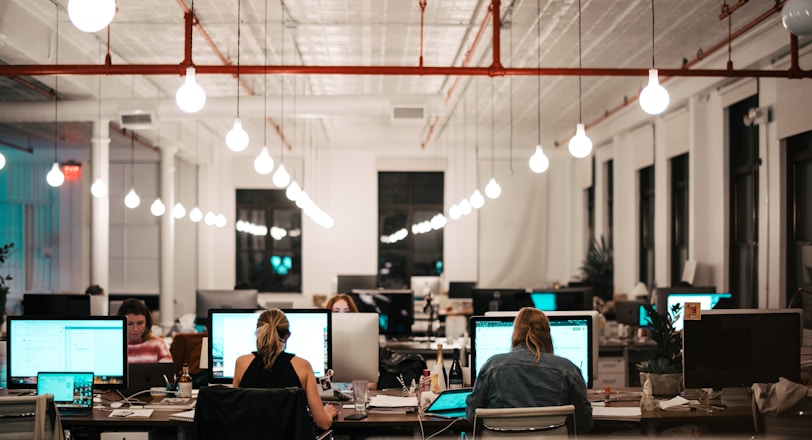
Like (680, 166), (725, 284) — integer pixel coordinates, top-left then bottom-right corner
(424, 388), (473, 419)
(123, 362), (177, 400)
(36, 372), (94, 416)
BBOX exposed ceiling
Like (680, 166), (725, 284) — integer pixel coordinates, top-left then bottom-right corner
(0, 0), (802, 166)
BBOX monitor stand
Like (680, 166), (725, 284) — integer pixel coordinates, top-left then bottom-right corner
(721, 387), (751, 407)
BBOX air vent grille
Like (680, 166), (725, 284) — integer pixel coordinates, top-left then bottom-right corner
(119, 112), (155, 130)
(390, 106), (427, 125)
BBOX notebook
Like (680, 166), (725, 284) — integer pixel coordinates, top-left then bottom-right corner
(424, 388), (473, 419)
(36, 372), (95, 416)
(123, 362), (176, 400)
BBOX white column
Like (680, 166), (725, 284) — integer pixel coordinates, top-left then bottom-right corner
(91, 120), (110, 302)
(159, 145), (177, 330)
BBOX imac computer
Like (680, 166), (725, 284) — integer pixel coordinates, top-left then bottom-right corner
(208, 308), (331, 384)
(336, 275), (378, 294)
(529, 287), (594, 311)
(448, 281), (477, 299)
(349, 289), (415, 338)
(7, 316), (128, 390)
(410, 276), (441, 299)
(23, 293), (91, 317)
(683, 309), (802, 406)
(195, 289), (259, 329)
(330, 313), (380, 383)
(470, 311), (597, 389)
(472, 288), (531, 316)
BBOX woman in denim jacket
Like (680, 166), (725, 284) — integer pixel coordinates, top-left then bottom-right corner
(465, 307), (593, 433)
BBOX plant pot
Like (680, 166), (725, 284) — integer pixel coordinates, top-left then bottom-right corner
(639, 372), (682, 397)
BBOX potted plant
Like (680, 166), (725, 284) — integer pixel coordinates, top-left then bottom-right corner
(577, 236), (613, 302)
(636, 302), (683, 396)
(0, 242), (14, 329)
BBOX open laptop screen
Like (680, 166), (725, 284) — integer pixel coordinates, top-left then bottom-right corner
(37, 372), (94, 412)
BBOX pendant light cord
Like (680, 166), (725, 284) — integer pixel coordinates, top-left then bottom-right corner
(536, 0), (541, 146)
(236, 0), (241, 117)
(280, 0), (285, 148)
(490, 78), (495, 177)
(263, 0), (268, 147)
(509, 19), (513, 175)
(650, 0), (655, 69)
(130, 132), (135, 188)
(53, 4), (59, 163)
(578, 0), (583, 124)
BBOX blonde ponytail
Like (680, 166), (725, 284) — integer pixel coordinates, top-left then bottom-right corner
(511, 307), (554, 363)
(255, 308), (290, 370)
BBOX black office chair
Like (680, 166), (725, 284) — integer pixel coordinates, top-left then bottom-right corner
(193, 386), (332, 440)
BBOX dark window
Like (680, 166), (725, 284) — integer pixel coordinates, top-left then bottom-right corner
(670, 153), (689, 285)
(235, 190), (302, 292)
(606, 160), (614, 248)
(378, 172), (444, 289)
(786, 130), (812, 302)
(639, 165), (655, 289)
(729, 95), (759, 308)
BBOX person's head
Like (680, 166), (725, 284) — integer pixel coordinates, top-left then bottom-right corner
(324, 293), (359, 313)
(511, 307), (554, 362)
(85, 284), (105, 296)
(118, 298), (153, 343)
(256, 308), (291, 369)
(234, 281), (252, 290)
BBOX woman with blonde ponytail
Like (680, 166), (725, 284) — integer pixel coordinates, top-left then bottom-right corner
(233, 308), (337, 430)
(464, 307), (593, 434)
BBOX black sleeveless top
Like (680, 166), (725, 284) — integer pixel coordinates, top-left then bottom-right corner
(239, 351), (303, 389)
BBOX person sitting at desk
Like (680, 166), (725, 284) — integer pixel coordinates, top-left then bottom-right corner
(232, 308), (337, 431)
(324, 293), (359, 313)
(465, 307), (593, 434)
(118, 298), (173, 364)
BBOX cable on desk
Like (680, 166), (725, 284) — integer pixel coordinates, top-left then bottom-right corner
(417, 412), (465, 440)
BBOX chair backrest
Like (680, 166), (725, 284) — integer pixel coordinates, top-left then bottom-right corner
(0, 394), (64, 440)
(475, 405), (575, 439)
(193, 386), (316, 440)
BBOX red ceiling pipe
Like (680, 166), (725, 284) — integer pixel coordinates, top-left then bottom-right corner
(719, 0), (749, 20)
(419, 0), (427, 68)
(490, 0), (503, 73)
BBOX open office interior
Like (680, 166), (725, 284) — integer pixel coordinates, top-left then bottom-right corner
(0, 1), (811, 330)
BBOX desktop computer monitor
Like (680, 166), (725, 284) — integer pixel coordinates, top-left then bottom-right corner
(6, 316), (128, 390)
(23, 293), (91, 316)
(448, 281), (476, 299)
(470, 311), (596, 389)
(349, 289), (415, 338)
(195, 289), (259, 329)
(336, 275), (378, 294)
(529, 287), (594, 311)
(472, 288), (530, 316)
(410, 276), (441, 299)
(330, 313), (379, 383)
(208, 308), (332, 384)
(683, 309), (802, 404)
(654, 288), (730, 331)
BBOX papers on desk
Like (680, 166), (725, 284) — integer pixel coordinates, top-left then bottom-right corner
(168, 409), (196, 422)
(145, 397), (196, 411)
(109, 409), (154, 419)
(368, 395), (419, 414)
(590, 404), (642, 421)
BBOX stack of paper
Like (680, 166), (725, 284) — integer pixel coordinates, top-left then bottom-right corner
(368, 395), (419, 414)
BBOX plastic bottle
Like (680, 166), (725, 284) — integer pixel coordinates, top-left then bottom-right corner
(640, 374), (654, 410)
(448, 348), (463, 389)
(418, 368), (431, 400)
(178, 363), (193, 398)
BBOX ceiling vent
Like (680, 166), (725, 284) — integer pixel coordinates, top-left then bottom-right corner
(390, 105), (427, 125)
(119, 111), (156, 130)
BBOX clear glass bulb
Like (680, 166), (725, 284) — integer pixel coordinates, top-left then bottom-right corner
(485, 177), (502, 199)
(172, 202), (186, 219)
(273, 163), (291, 188)
(568, 123), (593, 158)
(67, 0), (116, 33)
(225, 117), (249, 152)
(124, 188), (140, 208)
(639, 69), (670, 115)
(449, 204), (461, 220)
(150, 198), (166, 216)
(459, 198), (472, 215)
(189, 207), (203, 223)
(90, 177), (108, 198)
(470, 189), (485, 209)
(253, 147), (275, 175)
(204, 211), (217, 225)
(46, 162), (65, 187)
(215, 214), (227, 228)
(529, 145), (550, 174)
(176, 67), (206, 113)
(782, 0), (812, 36)
(286, 181), (302, 201)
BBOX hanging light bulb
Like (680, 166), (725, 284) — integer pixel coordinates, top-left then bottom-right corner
(568, 123), (593, 158)
(782, 0), (812, 36)
(0, 151), (6, 170)
(204, 211), (217, 226)
(485, 177), (502, 199)
(90, 177), (108, 198)
(67, 0), (116, 33)
(176, 67), (206, 113)
(225, 117), (249, 152)
(459, 198), (472, 216)
(449, 204), (461, 220)
(189, 207), (203, 223)
(286, 180), (302, 201)
(253, 147), (275, 175)
(46, 162), (65, 187)
(639, 69), (669, 115)
(529, 145), (550, 173)
(215, 214), (227, 228)
(124, 188), (140, 208)
(150, 198), (166, 216)
(273, 163), (291, 188)
(172, 202), (186, 219)
(470, 189), (485, 209)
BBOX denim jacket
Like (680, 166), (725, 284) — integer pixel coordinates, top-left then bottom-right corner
(465, 344), (593, 433)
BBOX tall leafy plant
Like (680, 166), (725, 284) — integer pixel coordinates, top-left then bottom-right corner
(0, 242), (14, 327)
(578, 236), (613, 301)
(636, 303), (683, 374)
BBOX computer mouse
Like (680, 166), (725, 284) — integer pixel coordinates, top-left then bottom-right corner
(93, 396), (102, 403)
(110, 402), (124, 408)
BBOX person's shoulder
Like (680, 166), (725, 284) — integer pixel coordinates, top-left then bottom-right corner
(290, 354), (314, 371)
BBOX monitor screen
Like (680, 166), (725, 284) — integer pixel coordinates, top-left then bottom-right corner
(7, 316), (128, 390)
(661, 292), (732, 331)
(336, 275), (378, 294)
(195, 289), (259, 328)
(683, 309), (802, 389)
(331, 313), (379, 383)
(208, 309), (331, 384)
(472, 288), (530, 316)
(470, 312), (595, 389)
(448, 281), (476, 299)
(349, 289), (415, 338)
(23, 294), (91, 317)
(410, 276), (441, 299)
(529, 287), (594, 311)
